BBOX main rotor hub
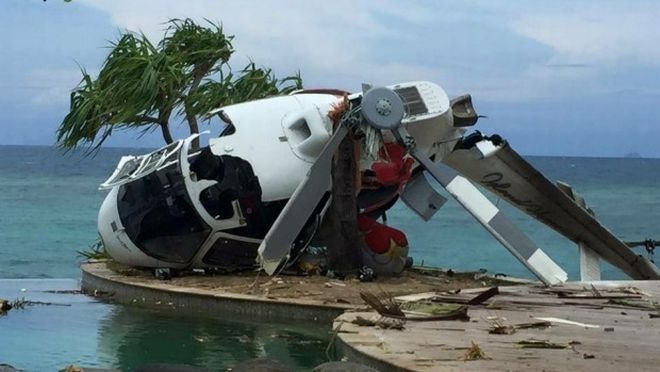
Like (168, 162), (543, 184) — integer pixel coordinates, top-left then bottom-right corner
(375, 98), (392, 116)
(361, 87), (404, 130)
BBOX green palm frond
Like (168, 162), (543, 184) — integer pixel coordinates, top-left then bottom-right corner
(56, 18), (304, 154)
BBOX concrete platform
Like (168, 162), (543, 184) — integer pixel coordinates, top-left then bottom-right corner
(80, 261), (502, 323)
(83, 261), (660, 371)
(81, 261), (349, 323)
(333, 281), (660, 371)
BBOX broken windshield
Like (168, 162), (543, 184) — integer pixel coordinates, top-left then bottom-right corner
(117, 163), (211, 263)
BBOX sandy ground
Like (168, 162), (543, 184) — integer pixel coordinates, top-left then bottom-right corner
(106, 262), (519, 306)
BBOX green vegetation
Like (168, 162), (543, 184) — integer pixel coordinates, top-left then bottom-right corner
(57, 18), (302, 153)
(76, 238), (111, 260)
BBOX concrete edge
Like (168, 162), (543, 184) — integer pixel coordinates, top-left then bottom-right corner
(332, 323), (413, 372)
(81, 263), (347, 324)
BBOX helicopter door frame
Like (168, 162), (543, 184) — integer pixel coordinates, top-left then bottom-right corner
(178, 133), (247, 232)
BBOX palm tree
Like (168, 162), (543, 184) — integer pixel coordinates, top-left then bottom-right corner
(57, 19), (302, 153)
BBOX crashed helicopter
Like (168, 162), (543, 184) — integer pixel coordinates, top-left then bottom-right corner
(97, 81), (660, 285)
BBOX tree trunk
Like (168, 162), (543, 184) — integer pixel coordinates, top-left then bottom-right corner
(185, 106), (200, 150)
(184, 66), (211, 151)
(327, 131), (364, 274)
(160, 122), (173, 144)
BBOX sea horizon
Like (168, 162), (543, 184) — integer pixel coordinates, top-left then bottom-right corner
(0, 143), (656, 160)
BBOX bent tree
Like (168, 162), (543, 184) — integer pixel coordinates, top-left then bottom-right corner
(57, 18), (302, 153)
(59, 19), (363, 275)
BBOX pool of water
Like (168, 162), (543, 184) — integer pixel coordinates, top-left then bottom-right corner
(0, 279), (330, 371)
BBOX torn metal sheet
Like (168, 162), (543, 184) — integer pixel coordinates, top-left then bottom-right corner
(400, 171), (447, 221)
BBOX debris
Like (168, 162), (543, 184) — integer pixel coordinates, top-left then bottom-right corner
(621, 287), (650, 296)
(395, 292), (437, 303)
(0, 299), (12, 313)
(583, 353), (595, 359)
(607, 299), (658, 310)
(324, 281), (346, 288)
(352, 316), (405, 330)
(489, 325), (516, 335)
(558, 293), (641, 300)
(336, 298), (351, 304)
(467, 286), (499, 305)
(154, 268), (171, 280)
(535, 317), (599, 329)
(489, 320), (552, 335)
(422, 287), (499, 305)
(352, 316), (376, 326)
(463, 341), (490, 361)
(649, 313), (660, 319)
(360, 291), (405, 318)
(516, 339), (568, 349)
(515, 321), (552, 330)
(401, 302), (470, 321)
(604, 327), (614, 332)
(358, 266), (376, 282)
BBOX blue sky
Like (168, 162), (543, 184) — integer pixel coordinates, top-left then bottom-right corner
(1, 0), (660, 157)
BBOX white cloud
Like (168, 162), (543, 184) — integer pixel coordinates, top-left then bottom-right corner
(510, 4), (660, 66)
(78, 0), (442, 91)
(24, 68), (84, 107)
(75, 0), (660, 103)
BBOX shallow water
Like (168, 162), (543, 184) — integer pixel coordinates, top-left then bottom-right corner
(0, 279), (329, 371)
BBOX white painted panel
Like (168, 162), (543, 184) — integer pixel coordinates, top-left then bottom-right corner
(445, 176), (498, 222)
(579, 242), (602, 281)
(527, 249), (568, 284)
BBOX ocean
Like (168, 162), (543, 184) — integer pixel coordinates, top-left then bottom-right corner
(1, 145), (658, 280)
(1, 145), (659, 370)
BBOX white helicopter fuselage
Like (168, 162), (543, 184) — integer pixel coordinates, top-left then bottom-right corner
(98, 81), (460, 269)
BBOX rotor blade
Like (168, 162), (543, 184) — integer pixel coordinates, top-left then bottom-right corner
(443, 137), (660, 280)
(257, 125), (348, 274)
(408, 145), (568, 286)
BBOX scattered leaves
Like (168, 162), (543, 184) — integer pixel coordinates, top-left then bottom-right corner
(463, 341), (490, 361)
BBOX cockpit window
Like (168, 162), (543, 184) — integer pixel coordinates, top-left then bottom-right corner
(117, 163), (210, 263)
(217, 110), (236, 137)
